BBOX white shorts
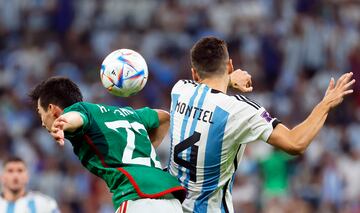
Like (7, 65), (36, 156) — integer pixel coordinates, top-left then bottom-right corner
(116, 198), (183, 213)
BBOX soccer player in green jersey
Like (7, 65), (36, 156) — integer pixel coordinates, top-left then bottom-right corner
(29, 76), (186, 213)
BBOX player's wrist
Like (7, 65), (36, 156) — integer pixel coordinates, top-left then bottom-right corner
(317, 100), (331, 113)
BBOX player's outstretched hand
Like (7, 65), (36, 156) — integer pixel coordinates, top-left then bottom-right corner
(322, 72), (355, 109)
(230, 69), (253, 93)
(50, 116), (68, 146)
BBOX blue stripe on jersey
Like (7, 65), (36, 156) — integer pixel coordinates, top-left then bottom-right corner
(177, 86), (201, 181)
(193, 190), (213, 213)
(6, 202), (15, 213)
(28, 199), (36, 213)
(168, 93), (180, 169)
(194, 106), (229, 212)
(183, 86), (210, 189)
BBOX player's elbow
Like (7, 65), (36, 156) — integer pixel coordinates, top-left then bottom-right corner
(156, 109), (170, 124)
(285, 142), (305, 155)
(268, 132), (305, 155)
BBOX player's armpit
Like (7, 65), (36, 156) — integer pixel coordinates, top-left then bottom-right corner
(148, 110), (170, 148)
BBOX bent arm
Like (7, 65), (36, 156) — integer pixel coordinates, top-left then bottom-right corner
(148, 109), (170, 148)
(51, 111), (84, 145)
(268, 102), (329, 155)
(57, 111), (84, 132)
(267, 72), (355, 155)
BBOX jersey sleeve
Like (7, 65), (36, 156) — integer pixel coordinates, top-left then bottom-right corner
(248, 107), (280, 142)
(171, 80), (183, 94)
(230, 96), (280, 145)
(172, 80), (197, 94)
(134, 107), (159, 130)
(63, 102), (91, 139)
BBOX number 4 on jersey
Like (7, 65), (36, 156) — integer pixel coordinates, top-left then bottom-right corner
(174, 132), (201, 182)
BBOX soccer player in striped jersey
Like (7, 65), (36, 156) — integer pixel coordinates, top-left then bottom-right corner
(0, 157), (59, 213)
(29, 77), (186, 213)
(168, 36), (355, 213)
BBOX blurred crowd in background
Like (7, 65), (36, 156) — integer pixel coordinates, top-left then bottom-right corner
(0, 0), (359, 212)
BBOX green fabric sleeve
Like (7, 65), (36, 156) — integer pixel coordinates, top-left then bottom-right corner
(134, 107), (159, 130)
(63, 102), (91, 139)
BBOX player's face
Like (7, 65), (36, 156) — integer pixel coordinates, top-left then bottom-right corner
(1, 162), (29, 193)
(37, 99), (56, 131)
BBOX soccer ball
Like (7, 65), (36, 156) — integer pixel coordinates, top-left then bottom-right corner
(100, 49), (148, 97)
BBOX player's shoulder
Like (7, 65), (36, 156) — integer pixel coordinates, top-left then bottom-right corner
(28, 191), (57, 203)
(0, 196), (9, 209)
(172, 79), (199, 92)
(209, 93), (264, 117)
(231, 94), (262, 110)
(28, 191), (59, 211)
(69, 101), (114, 112)
(75, 101), (98, 108)
(64, 101), (88, 111)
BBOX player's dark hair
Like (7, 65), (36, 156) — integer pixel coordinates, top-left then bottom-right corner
(190, 36), (229, 78)
(29, 76), (83, 110)
(3, 156), (26, 167)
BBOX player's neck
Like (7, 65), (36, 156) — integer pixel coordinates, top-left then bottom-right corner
(199, 77), (228, 94)
(3, 188), (26, 201)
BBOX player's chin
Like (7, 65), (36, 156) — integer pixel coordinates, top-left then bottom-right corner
(9, 186), (23, 193)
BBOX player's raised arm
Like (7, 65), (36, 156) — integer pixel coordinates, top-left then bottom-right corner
(51, 111), (84, 146)
(267, 72), (355, 155)
(148, 110), (170, 148)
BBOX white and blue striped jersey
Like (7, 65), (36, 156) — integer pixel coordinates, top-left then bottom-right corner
(168, 80), (280, 213)
(0, 191), (59, 213)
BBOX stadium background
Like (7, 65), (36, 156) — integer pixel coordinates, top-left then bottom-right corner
(0, 0), (359, 212)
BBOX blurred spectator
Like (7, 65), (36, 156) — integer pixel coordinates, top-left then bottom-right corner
(0, 156), (60, 212)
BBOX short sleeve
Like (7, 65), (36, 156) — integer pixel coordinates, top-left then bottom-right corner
(63, 102), (91, 139)
(248, 108), (280, 142)
(229, 96), (281, 145)
(135, 107), (159, 130)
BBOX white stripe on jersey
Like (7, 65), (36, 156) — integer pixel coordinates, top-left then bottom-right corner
(0, 191), (59, 213)
(169, 80), (279, 213)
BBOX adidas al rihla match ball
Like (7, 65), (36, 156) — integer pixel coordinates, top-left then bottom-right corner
(100, 49), (148, 97)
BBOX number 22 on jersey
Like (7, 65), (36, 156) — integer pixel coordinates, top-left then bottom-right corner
(105, 120), (162, 168)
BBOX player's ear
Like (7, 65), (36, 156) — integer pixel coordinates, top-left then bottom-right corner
(227, 59), (234, 75)
(192, 68), (201, 82)
(47, 104), (53, 113)
(49, 104), (62, 118)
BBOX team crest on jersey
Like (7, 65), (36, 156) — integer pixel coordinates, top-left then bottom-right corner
(261, 111), (273, 122)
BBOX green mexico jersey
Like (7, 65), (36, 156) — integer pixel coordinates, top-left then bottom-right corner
(63, 102), (185, 209)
